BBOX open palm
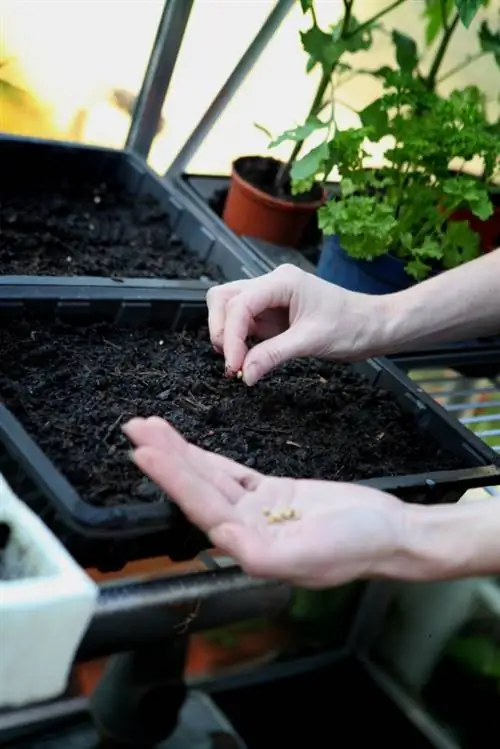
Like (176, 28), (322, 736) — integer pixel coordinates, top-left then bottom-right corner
(123, 417), (403, 587)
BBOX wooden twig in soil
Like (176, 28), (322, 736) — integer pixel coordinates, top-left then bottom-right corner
(102, 338), (122, 351)
(103, 412), (124, 443)
(176, 395), (211, 414)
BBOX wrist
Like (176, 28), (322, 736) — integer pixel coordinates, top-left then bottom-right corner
(347, 292), (396, 360)
(382, 499), (500, 582)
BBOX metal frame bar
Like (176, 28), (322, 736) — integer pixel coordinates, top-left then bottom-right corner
(0, 567), (290, 740)
(125, 0), (196, 158)
(166, 0), (296, 178)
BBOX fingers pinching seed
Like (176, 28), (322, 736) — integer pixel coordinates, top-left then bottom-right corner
(263, 507), (300, 524)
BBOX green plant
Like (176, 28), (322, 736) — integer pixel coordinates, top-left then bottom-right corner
(267, 0), (409, 187)
(264, 0), (498, 191)
(316, 71), (498, 280)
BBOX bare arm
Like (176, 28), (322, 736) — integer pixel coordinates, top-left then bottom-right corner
(377, 248), (500, 354)
(379, 497), (500, 581)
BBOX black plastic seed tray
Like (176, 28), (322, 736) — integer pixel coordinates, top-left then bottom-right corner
(0, 286), (499, 573)
(389, 343), (500, 380)
(0, 134), (267, 286)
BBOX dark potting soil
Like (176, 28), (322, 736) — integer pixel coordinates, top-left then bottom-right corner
(235, 157), (322, 205)
(0, 178), (225, 281)
(0, 319), (462, 508)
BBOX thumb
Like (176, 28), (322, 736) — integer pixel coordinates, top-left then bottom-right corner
(209, 523), (269, 577)
(243, 329), (304, 386)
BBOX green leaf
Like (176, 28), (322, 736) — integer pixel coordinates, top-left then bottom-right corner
(406, 257), (432, 281)
(306, 56), (317, 73)
(318, 195), (397, 259)
(360, 99), (390, 140)
(290, 141), (329, 182)
(422, 0), (454, 45)
(442, 177), (494, 220)
(341, 16), (375, 54)
(392, 30), (419, 72)
(442, 220), (481, 268)
(253, 122), (273, 140)
(301, 15), (374, 73)
(413, 236), (443, 259)
(447, 634), (500, 678)
(299, 0), (314, 13)
(340, 178), (357, 197)
(479, 21), (500, 66)
(453, 0), (485, 28)
(300, 26), (343, 69)
(270, 116), (327, 148)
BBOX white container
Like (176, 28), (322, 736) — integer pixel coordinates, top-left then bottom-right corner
(0, 474), (98, 708)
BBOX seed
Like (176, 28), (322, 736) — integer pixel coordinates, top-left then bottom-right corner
(265, 507), (300, 524)
(236, 370), (243, 379)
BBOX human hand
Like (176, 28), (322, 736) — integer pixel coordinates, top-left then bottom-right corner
(206, 264), (384, 386)
(123, 416), (405, 587)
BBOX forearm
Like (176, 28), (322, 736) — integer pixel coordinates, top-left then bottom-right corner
(382, 497), (500, 582)
(376, 248), (500, 354)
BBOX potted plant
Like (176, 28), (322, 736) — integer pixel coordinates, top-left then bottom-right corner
(314, 73), (499, 291)
(269, 0), (499, 288)
(0, 473), (97, 708)
(222, 0), (409, 248)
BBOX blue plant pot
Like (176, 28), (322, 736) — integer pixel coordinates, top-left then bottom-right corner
(316, 235), (415, 294)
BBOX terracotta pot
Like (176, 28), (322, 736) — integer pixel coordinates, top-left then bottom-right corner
(223, 156), (324, 248)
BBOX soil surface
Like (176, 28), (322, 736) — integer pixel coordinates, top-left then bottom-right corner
(0, 178), (225, 280)
(235, 157), (323, 205)
(0, 319), (462, 508)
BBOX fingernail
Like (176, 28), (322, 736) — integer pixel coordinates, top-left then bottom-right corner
(243, 363), (259, 387)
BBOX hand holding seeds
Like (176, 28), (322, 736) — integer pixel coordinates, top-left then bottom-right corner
(206, 264), (383, 386)
(123, 416), (406, 587)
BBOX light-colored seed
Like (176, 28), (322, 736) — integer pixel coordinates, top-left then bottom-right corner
(236, 370), (243, 379)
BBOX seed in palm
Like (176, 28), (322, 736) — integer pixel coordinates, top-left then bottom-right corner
(264, 507), (300, 524)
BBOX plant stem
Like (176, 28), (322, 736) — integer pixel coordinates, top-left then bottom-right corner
(437, 51), (486, 83)
(277, 0), (410, 189)
(344, 0), (407, 39)
(279, 70), (330, 171)
(425, 11), (460, 89)
(276, 0), (355, 187)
